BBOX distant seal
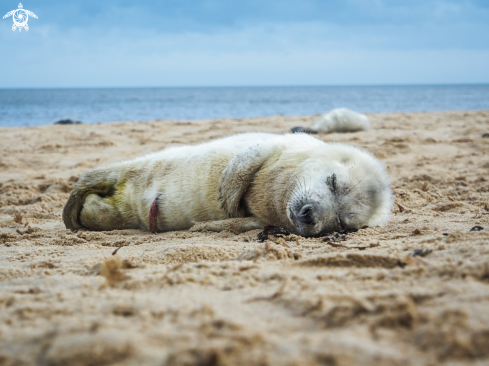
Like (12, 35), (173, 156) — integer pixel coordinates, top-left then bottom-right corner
(291, 108), (370, 134)
(63, 133), (392, 237)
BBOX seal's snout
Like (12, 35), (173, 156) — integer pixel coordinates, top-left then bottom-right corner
(297, 204), (315, 225)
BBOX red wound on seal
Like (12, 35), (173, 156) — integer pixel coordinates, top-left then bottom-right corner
(149, 196), (160, 233)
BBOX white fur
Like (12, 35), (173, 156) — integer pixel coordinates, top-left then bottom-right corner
(70, 133), (392, 236)
(309, 108), (370, 133)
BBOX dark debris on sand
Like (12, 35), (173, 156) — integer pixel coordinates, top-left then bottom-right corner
(53, 119), (83, 125)
(321, 228), (359, 243)
(257, 225), (291, 242)
(413, 248), (432, 257)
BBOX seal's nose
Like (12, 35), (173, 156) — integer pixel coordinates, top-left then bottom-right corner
(297, 204), (315, 225)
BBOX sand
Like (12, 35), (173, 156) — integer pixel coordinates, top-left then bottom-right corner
(1, 111), (489, 366)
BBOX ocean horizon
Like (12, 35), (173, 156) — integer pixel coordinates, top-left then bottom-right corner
(1, 84), (489, 127)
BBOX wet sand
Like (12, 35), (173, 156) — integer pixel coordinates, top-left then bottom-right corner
(1, 110), (489, 365)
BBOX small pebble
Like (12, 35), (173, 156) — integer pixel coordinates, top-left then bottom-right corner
(413, 248), (432, 257)
(470, 225), (484, 232)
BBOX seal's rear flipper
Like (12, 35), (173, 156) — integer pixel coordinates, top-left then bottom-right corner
(290, 126), (317, 134)
(63, 169), (120, 231)
(189, 217), (265, 234)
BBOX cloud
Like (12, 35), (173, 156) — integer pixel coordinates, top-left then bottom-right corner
(24, 0), (489, 31)
(0, 0), (488, 87)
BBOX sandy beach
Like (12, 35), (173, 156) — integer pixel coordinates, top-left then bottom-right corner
(1, 110), (489, 366)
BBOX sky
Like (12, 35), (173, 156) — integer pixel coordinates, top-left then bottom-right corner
(0, 0), (488, 88)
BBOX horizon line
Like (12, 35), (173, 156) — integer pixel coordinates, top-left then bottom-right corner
(1, 83), (489, 90)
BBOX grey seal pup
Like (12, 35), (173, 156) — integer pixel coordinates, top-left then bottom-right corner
(63, 133), (392, 237)
(291, 108), (370, 134)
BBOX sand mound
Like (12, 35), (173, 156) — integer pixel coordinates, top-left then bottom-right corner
(1, 111), (489, 365)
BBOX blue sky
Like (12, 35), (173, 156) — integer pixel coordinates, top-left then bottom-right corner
(0, 0), (488, 87)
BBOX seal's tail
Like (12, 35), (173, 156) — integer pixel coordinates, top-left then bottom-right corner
(62, 169), (118, 231)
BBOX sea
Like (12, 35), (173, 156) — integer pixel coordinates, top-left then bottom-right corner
(1, 85), (488, 127)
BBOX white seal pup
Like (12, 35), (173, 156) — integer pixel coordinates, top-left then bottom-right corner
(291, 108), (370, 134)
(63, 133), (392, 237)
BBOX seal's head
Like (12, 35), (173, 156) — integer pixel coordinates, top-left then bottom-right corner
(221, 135), (393, 237)
(283, 143), (392, 236)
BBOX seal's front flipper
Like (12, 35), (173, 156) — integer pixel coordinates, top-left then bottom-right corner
(189, 217), (265, 234)
(219, 143), (280, 218)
